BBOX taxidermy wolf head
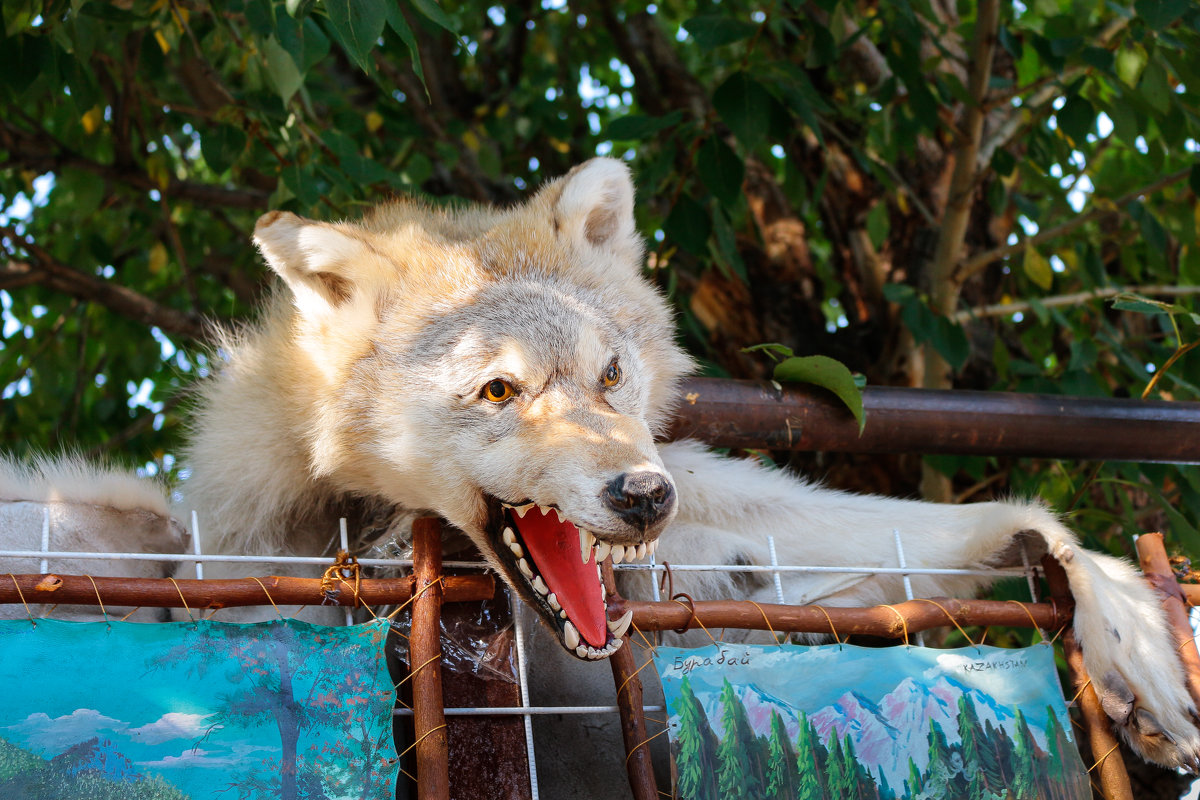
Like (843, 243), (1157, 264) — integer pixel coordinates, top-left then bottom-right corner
(239, 158), (693, 659)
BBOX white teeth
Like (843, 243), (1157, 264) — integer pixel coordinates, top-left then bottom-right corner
(586, 647), (606, 660)
(600, 582), (606, 602)
(576, 645), (589, 658)
(548, 592), (560, 611)
(538, 505), (551, 517)
(502, 527), (516, 546)
(648, 539), (658, 556)
(563, 621), (580, 650)
(608, 637), (624, 654)
(554, 508), (565, 523)
(635, 543), (647, 561)
(559, 609), (568, 618)
(508, 541), (524, 558)
(608, 609), (634, 638)
(532, 576), (549, 595)
(611, 545), (624, 564)
(580, 528), (594, 564)
(626, 545), (638, 563)
(594, 540), (611, 563)
(518, 559), (533, 579)
(514, 503), (533, 518)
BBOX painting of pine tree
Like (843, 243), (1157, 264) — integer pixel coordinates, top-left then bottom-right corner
(657, 643), (1090, 800)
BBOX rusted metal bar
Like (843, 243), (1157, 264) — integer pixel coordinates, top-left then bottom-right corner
(1135, 533), (1200, 714)
(602, 563), (658, 800)
(0, 572), (495, 608)
(614, 596), (1071, 637)
(411, 517), (450, 800)
(668, 378), (1200, 463)
(1043, 556), (1133, 800)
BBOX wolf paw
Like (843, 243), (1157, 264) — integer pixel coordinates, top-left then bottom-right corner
(1095, 668), (1200, 772)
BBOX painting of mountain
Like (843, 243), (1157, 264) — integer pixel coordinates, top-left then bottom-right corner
(655, 642), (1091, 800)
(0, 618), (398, 800)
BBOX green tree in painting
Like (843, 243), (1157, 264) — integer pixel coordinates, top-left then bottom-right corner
(1009, 709), (1040, 800)
(906, 755), (923, 799)
(764, 708), (799, 799)
(714, 679), (762, 800)
(794, 713), (824, 800)
(672, 677), (718, 800)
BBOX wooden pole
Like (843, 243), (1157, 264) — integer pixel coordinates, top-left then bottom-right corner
(615, 596), (1070, 637)
(0, 572), (494, 609)
(1043, 556), (1133, 800)
(1135, 532), (1200, 714)
(410, 517), (450, 800)
(602, 564), (659, 800)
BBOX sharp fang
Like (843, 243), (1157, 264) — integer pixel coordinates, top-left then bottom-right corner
(509, 541), (524, 558)
(611, 545), (624, 564)
(502, 527), (516, 546)
(548, 592), (560, 611)
(608, 609), (634, 638)
(575, 645), (588, 658)
(580, 528), (593, 564)
(635, 543), (647, 561)
(563, 622), (580, 650)
(554, 508), (565, 523)
(514, 503), (533, 518)
(595, 541), (611, 563)
(532, 576), (549, 595)
(518, 559), (533, 579)
(538, 505), (552, 517)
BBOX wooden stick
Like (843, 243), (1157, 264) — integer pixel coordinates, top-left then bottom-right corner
(616, 596), (1071, 638)
(1043, 557), (1133, 800)
(0, 572), (495, 609)
(603, 563), (659, 800)
(410, 518), (450, 800)
(1135, 533), (1200, 714)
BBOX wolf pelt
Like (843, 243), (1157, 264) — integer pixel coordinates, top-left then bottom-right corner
(8, 159), (1198, 785)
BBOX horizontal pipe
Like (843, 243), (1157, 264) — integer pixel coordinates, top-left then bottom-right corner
(0, 572), (496, 609)
(668, 378), (1200, 463)
(618, 596), (1071, 638)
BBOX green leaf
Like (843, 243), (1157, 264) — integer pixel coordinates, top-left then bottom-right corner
(282, 162), (321, 207)
(408, 0), (458, 35)
(866, 201), (889, 249)
(1056, 94), (1093, 145)
(696, 136), (744, 207)
(2, 0), (38, 35)
(606, 111), (683, 141)
(285, 0), (317, 18)
(262, 35), (304, 103)
(683, 15), (759, 50)
(663, 195), (711, 256)
(1023, 243), (1053, 290)
(773, 355), (866, 433)
(713, 72), (772, 150)
(1116, 44), (1148, 89)
(710, 206), (746, 281)
(323, 0), (387, 72)
(201, 124), (248, 175)
(1139, 59), (1172, 116)
(385, 4), (427, 95)
(1135, 0), (1190, 30)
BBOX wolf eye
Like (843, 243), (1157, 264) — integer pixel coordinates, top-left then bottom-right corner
(482, 379), (515, 403)
(602, 360), (622, 388)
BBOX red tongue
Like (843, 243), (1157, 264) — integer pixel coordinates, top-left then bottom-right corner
(512, 509), (607, 649)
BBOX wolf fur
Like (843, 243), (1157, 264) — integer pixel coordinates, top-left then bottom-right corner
(5, 158), (1198, 783)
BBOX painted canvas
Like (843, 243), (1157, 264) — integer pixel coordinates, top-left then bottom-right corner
(0, 618), (398, 799)
(655, 642), (1090, 800)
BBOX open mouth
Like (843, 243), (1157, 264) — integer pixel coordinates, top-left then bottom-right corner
(486, 498), (655, 660)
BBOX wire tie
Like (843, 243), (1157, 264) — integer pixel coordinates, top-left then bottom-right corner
(1086, 741), (1121, 773)
(250, 577), (284, 619)
(615, 656), (657, 700)
(623, 727), (670, 768)
(395, 723), (448, 760)
(812, 606), (842, 646)
(915, 598), (977, 647)
(881, 604), (909, 646)
(746, 600), (783, 647)
(83, 574), (110, 626)
(166, 576), (195, 623)
(394, 653), (442, 691)
(7, 574), (36, 627)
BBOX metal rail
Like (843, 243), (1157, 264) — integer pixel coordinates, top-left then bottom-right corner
(669, 378), (1200, 463)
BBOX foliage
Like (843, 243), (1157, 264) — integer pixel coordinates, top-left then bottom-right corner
(2, 1), (1200, 562)
(0, 736), (190, 800)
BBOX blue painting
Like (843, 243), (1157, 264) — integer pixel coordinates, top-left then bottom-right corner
(0, 618), (398, 799)
(654, 642), (1090, 800)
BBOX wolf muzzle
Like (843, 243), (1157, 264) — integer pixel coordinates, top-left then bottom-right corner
(602, 471), (675, 533)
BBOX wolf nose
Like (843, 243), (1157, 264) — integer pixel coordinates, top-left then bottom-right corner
(603, 471), (675, 531)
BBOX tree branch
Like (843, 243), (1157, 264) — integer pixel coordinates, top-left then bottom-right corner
(952, 285), (1200, 324)
(957, 167), (1193, 280)
(1, 227), (211, 341)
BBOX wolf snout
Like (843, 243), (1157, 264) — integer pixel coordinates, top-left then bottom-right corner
(602, 471), (676, 532)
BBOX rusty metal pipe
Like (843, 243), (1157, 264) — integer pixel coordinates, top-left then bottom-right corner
(668, 378), (1200, 463)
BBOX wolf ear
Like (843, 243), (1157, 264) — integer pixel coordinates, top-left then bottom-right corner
(553, 158), (640, 263)
(253, 211), (376, 317)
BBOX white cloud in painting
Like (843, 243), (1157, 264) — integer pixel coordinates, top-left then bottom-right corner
(136, 742), (275, 769)
(3, 708), (129, 754)
(126, 712), (213, 745)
